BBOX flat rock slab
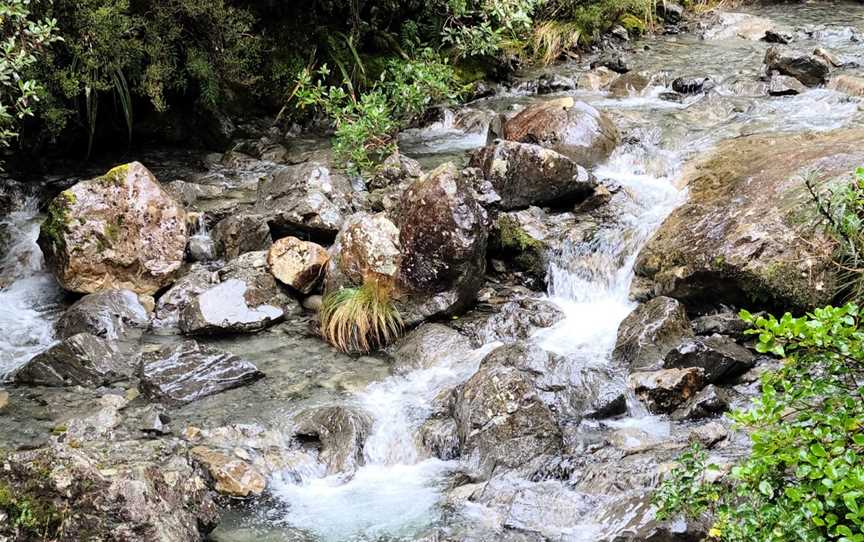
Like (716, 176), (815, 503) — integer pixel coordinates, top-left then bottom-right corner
(139, 341), (264, 406)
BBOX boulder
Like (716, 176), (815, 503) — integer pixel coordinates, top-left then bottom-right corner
(179, 251), (301, 334)
(768, 74), (808, 95)
(656, 2), (684, 24)
(629, 367), (704, 414)
(613, 297), (693, 371)
(635, 129), (864, 312)
(672, 76), (715, 94)
(55, 289), (149, 345)
(368, 150), (423, 190)
(152, 263), (218, 332)
(189, 446), (267, 497)
(828, 74), (864, 97)
(764, 46), (831, 86)
(292, 406), (373, 476)
(389, 323), (474, 376)
(672, 384), (730, 421)
(691, 310), (752, 339)
(0, 441), (218, 541)
(453, 297), (565, 346)
(396, 163), (488, 324)
(267, 236), (328, 294)
(14, 333), (131, 387)
(664, 335), (755, 384)
(138, 340), (264, 406)
(454, 359), (563, 476)
(502, 98), (619, 168)
(212, 213), (272, 259)
(419, 417), (461, 460)
(489, 208), (555, 284)
(703, 12), (775, 41)
(38, 162), (188, 295)
(324, 212), (401, 293)
(469, 140), (597, 210)
(255, 161), (356, 241)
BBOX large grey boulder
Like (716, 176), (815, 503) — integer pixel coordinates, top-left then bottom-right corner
(56, 289), (149, 345)
(38, 162), (188, 295)
(468, 140), (597, 210)
(612, 297), (692, 371)
(138, 340), (263, 405)
(14, 333), (132, 387)
(388, 323), (474, 376)
(291, 406), (373, 476)
(502, 97), (619, 167)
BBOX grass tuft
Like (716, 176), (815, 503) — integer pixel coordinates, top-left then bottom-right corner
(320, 277), (404, 354)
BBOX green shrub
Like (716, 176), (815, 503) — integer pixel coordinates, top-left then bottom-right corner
(654, 303), (864, 542)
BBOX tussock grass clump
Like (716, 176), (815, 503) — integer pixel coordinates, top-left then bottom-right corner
(320, 278), (404, 354)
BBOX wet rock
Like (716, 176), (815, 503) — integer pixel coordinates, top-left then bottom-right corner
(180, 251), (300, 334)
(635, 129), (864, 312)
(664, 335), (755, 384)
(469, 140), (597, 210)
(703, 12), (775, 41)
(0, 390), (7, 411)
(368, 150), (423, 190)
(56, 289), (149, 345)
(455, 360), (562, 476)
(764, 45), (831, 86)
(828, 74), (864, 96)
(764, 28), (794, 44)
(419, 417), (461, 460)
(608, 427), (665, 453)
(212, 213), (272, 259)
(324, 212), (401, 293)
(454, 297), (565, 346)
(609, 71), (655, 97)
(502, 97), (620, 168)
(489, 207), (555, 285)
(64, 393), (128, 441)
(690, 421), (729, 448)
(536, 73), (578, 94)
(138, 341), (264, 406)
(152, 263), (219, 332)
(292, 406), (373, 476)
(656, 2), (684, 24)
(389, 323), (474, 376)
(190, 446), (267, 497)
(578, 66), (619, 91)
(591, 54), (630, 74)
(396, 163), (488, 324)
(14, 333), (131, 387)
(164, 179), (225, 208)
(629, 367), (704, 414)
(267, 236), (328, 294)
(601, 493), (708, 541)
(38, 162), (188, 295)
(813, 47), (841, 68)
(255, 161), (356, 241)
(613, 297), (693, 371)
(671, 384), (730, 421)
(691, 310), (751, 339)
(187, 234), (215, 262)
(672, 76), (714, 94)
(768, 73), (807, 96)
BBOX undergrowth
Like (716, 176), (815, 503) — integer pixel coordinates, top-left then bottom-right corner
(320, 277), (404, 354)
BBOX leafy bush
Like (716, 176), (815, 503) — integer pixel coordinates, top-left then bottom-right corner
(654, 303), (864, 542)
(295, 49), (462, 174)
(0, 0), (59, 156)
(320, 278), (404, 354)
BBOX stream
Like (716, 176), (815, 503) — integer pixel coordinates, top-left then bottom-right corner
(2, 2), (864, 541)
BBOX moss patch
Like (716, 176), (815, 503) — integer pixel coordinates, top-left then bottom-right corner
(100, 163), (130, 187)
(41, 190), (76, 247)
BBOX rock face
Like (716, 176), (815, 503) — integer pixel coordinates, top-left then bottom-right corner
(179, 251), (301, 334)
(14, 333), (131, 387)
(0, 441), (218, 542)
(664, 335), (755, 384)
(502, 97), (619, 168)
(212, 213), (272, 259)
(139, 341), (264, 406)
(629, 368), (704, 414)
(292, 406), (373, 476)
(256, 161), (356, 241)
(636, 129), (864, 312)
(324, 212), (401, 293)
(267, 236), (328, 294)
(55, 289), (150, 345)
(38, 162), (188, 295)
(764, 46), (831, 86)
(613, 297), (692, 371)
(469, 140), (597, 210)
(396, 163), (488, 324)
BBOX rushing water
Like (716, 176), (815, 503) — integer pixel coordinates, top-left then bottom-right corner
(2, 2), (864, 540)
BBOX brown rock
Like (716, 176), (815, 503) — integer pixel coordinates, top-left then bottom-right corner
(190, 446), (267, 497)
(828, 74), (864, 96)
(38, 162), (188, 295)
(267, 236), (328, 294)
(324, 212), (401, 292)
(629, 367), (704, 414)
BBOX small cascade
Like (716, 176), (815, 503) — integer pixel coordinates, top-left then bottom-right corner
(187, 213), (216, 262)
(0, 200), (64, 380)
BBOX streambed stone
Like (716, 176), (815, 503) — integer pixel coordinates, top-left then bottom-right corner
(38, 162), (188, 295)
(629, 367), (704, 414)
(613, 296), (692, 371)
(267, 236), (328, 294)
(190, 446), (267, 497)
(15, 333), (131, 387)
(138, 341), (264, 406)
(292, 405), (373, 476)
(56, 289), (149, 345)
(764, 45), (831, 86)
(389, 323), (474, 375)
